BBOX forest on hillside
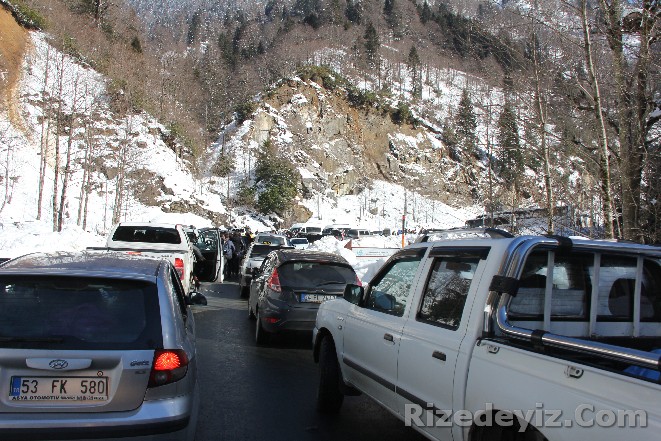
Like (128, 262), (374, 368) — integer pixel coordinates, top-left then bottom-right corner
(2, 0), (660, 243)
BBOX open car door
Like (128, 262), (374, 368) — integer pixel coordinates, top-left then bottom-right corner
(196, 228), (223, 282)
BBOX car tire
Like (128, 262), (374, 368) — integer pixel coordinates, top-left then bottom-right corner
(316, 336), (344, 413)
(255, 309), (270, 345)
(248, 301), (256, 320)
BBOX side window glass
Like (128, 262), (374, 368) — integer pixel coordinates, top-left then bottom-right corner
(169, 266), (188, 319)
(510, 251), (592, 320)
(199, 230), (218, 251)
(365, 256), (422, 317)
(418, 256), (480, 330)
(597, 256), (661, 321)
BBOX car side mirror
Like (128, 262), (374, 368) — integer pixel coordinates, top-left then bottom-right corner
(343, 284), (364, 306)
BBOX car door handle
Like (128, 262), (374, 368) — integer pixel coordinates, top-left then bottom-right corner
(432, 351), (446, 361)
(384, 333), (394, 342)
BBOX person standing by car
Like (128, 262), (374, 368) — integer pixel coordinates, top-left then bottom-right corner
(222, 232), (235, 279)
(230, 231), (245, 277)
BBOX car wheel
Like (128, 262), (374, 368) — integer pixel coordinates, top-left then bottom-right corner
(316, 336), (344, 413)
(255, 309), (270, 345)
(248, 301), (256, 320)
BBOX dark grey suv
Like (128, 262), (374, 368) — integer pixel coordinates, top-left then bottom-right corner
(0, 252), (202, 440)
(248, 249), (359, 344)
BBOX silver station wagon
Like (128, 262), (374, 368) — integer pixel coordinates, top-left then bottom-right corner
(0, 251), (202, 441)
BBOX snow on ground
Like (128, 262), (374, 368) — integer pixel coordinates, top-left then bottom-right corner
(0, 29), (487, 281)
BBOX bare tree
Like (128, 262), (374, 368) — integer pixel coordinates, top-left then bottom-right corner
(577, 0), (615, 238)
(597, 0), (660, 241)
(37, 43), (52, 221)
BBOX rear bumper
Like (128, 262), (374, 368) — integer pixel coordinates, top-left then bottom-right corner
(260, 300), (319, 333)
(0, 394), (195, 441)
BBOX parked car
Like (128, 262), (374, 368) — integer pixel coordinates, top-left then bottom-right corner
(254, 233), (291, 246)
(290, 237), (310, 249)
(0, 251), (205, 440)
(346, 228), (371, 239)
(239, 243), (290, 297)
(248, 249), (359, 345)
(313, 232), (661, 440)
(292, 225), (324, 243)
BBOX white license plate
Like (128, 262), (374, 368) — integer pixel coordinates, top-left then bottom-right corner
(300, 294), (336, 303)
(9, 376), (108, 402)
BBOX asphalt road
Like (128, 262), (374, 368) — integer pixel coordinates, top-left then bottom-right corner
(191, 279), (427, 441)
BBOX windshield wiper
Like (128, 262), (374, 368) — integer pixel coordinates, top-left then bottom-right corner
(0, 336), (65, 343)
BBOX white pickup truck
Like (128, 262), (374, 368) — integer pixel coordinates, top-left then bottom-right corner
(313, 231), (660, 440)
(89, 222), (197, 294)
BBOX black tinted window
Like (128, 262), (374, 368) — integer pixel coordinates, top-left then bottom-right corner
(418, 257), (480, 329)
(251, 245), (282, 257)
(278, 262), (356, 286)
(0, 277), (162, 350)
(112, 226), (181, 244)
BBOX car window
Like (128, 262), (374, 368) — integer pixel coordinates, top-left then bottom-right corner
(0, 276), (162, 350)
(510, 251), (592, 320)
(596, 256), (661, 321)
(198, 230), (219, 252)
(278, 262), (355, 286)
(251, 244), (282, 257)
(417, 256), (481, 330)
(112, 226), (181, 244)
(365, 256), (422, 317)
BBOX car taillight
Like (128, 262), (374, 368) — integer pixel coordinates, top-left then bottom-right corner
(148, 349), (189, 388)
(174, 258), (185, 280)
(355, 274), (363, 287)
(267, 269), (281, 292)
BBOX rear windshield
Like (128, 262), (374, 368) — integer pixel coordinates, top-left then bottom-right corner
(290, 238), (308, 245)
(0, 276), (162, 350)
(112, 226), (181, 244)
(279, 262), (356, 286)
(256, 235), (287, 245)
(304, 227), (322, 233)
(251, 244), (282, 257)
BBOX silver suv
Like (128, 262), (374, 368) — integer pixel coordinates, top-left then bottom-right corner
(0, 251), (202, 440)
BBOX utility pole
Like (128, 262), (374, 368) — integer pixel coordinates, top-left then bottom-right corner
(402, 191), (408, 247)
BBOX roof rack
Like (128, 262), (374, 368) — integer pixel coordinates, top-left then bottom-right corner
(415, 228), (514, 243)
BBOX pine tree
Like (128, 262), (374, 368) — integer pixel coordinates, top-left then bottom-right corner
(419, 1), (432, 24)
(456, 89), (478, 158)
(364, 22), (379, 67)
(497, 103), (523, 190)
(407, 45), (421, 98)
(254, 140), (299, 215)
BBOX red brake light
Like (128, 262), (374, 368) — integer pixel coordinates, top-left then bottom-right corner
(355, 274), (363, 287)
(154, 351), (182, 370)
(149, 349), (189, 388)
(174, 258), (185, 280)
(267, 269), (282, 292)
